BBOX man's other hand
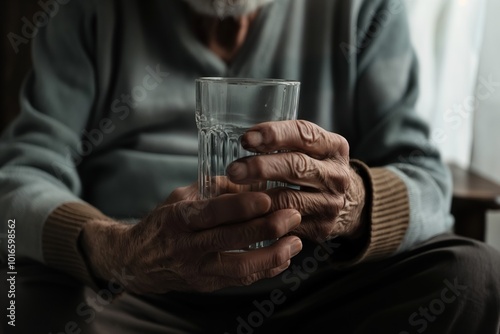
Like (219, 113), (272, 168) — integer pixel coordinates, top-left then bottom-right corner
(227, 120), (367, 243)
(81, 184), (302, 295)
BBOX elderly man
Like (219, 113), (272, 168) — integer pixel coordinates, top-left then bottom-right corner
(1, 0), (499, 333)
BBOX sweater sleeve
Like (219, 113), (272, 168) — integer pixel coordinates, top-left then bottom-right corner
(0, 0), (104, 279)
(332, 0), (453, 263)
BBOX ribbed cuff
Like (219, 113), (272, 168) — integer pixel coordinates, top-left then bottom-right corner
(42, 202), (111, 290)
(347, 160), (410, 264)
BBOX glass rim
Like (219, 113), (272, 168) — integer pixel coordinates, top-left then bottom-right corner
(196, 77), (300, 86)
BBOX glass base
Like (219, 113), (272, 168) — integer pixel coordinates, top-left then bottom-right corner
(225, 239), (278, 253)
(248, 238), (278, 250)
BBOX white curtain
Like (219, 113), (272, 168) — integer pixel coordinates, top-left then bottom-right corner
(406, 0), (488, 168)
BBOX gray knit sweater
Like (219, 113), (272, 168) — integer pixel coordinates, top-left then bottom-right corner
(0, 0), (453, 288)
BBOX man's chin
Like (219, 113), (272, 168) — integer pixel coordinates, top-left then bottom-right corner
(181, 0), (276, 18)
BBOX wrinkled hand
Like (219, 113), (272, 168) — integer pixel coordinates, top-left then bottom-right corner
(227, 120), (367, 242)
(82, 183), (303, 295)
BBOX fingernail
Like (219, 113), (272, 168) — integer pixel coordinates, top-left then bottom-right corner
(290, 239), (302, 257)
(289, 212), (301, 229)
(227, 162), (247, 181)
(243, 131), (263, 148)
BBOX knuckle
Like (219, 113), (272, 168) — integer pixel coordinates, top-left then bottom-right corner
(307, 193), (340, 221)
(217, 253), (252, 278)
(317, 164), (336, 192)
(260, 124), (280, 147)
(239, 274), (257, 286)
(264, 223), (281, 239)
(199, 200), (217, 226)
(336, 168), (351, 193)
(295, 120), (322, 147)
(208, 231), (227, 251)
(335, 219), (350, 236)
(273, 190), (302, 211)
(328, 195), (344, 217)
(338, 136), (350, 156)
(176, 203), (202, 227)
(264, 218), (287, 239)
(324, 165), (350, 194)
(170, 187), (185, 199)
(171, 202), (190, 226)
(272, 248), (290, 267)
(239, 222), (259, 242)
(268, 261), (290, 277)
(248, 156), (267, 179)
(290, 153), (316, 180)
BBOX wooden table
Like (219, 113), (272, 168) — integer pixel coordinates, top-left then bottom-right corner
(449, 163), (500, 241)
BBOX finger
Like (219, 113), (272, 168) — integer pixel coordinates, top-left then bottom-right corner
(194, 209), (301, 252)
(265, 188), (353, 241)
(200, 236), (302, 278)
(266, 188), (344, 219)
(205, 176), (268, 196)
(241, 120), (349, 159)
(146, 258), (294, 294)
(227, 152), (350, 193)
(288, 218), (341, 241)
(290, 216), (357, 242)
(190, 261), (292, 293)
(167, 177), (265, 205)
(173, 192), (271, 231)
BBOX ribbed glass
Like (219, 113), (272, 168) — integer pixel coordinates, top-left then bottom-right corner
(196, 78), (300, 250)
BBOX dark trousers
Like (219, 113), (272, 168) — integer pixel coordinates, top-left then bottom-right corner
(2, 234), (500, 334)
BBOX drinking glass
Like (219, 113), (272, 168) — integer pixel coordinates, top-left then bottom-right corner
(195, 77), (300, 250)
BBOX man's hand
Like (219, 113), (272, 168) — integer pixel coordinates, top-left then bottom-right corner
(227, 120), (367, 242)
(81, 184), (303, 295)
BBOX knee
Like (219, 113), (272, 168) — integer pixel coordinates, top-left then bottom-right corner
(439, 238), (500, 316)
(448, 239), (499, 286)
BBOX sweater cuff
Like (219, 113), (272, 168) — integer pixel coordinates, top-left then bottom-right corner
(42, 202), (111, 290)
(346, 160), (410, 264)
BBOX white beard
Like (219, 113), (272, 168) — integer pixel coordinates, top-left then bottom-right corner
(181, 0), (276, 18)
